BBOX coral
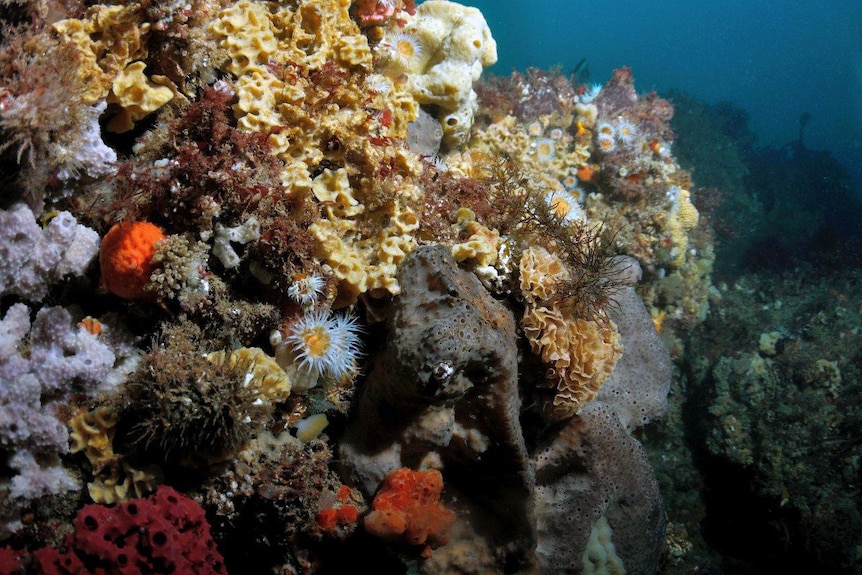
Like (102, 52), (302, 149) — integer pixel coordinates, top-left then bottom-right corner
(207, 0), (453, 307)
(307, 168), (421, 305)
(364, 468), (456, 553)
(0, 1), (713, 570)
(445, 206), (513, 293)
(466, 112), (589, 216)
(207, 1), (279, 78)
(51, 4), (151, 104)
(513, 187), (627, 323)
(99, 221), (166, 300)
(1, 304), (135, 535)
(21, 486), (226, 574)
(475, 66), (713, 338)
(0, 204), (100, 302)
(665, 187), (700, 268)
(86, 464), (158, 506)
(518, 245), (571, 303)
(146, 234), (211, 310)
(69, 406), (157, 505)
(69, 406), (119, 477)
(208, 0), (384, 187)
(450, 209), (502, 269)
(377, 0), (498, 147)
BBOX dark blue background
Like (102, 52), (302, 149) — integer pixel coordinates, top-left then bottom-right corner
(436, 0), (862, 194)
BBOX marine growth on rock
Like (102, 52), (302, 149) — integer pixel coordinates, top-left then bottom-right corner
(0, 1), (708, 573)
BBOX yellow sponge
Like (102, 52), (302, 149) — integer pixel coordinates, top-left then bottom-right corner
(107, 61), (174, 132)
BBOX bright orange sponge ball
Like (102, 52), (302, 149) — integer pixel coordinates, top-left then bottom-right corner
(99, 221), (165, 300)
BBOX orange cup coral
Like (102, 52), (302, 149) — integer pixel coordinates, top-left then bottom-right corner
(576, 164), (595, 182)
(364, 468), (455, 555)
(99, 221), (165, 300)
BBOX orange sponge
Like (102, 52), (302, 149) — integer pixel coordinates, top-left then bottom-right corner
(99, 221), (165, 300)
(364, 468), (455, 553)
(316, 485), (364, 538)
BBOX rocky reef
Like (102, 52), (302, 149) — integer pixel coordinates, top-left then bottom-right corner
(654, 263), (862, 574)
(636, 89), (862, 575)
(0, 1), (714, 573)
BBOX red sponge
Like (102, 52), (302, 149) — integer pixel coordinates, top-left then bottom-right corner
(14, 485), (225, 575)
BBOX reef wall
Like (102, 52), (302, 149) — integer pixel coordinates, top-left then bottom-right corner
(0, 1), (713, 573)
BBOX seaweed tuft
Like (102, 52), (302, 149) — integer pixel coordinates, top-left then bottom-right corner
(116, 325), (264, 467)
(491, 157), (626, 323)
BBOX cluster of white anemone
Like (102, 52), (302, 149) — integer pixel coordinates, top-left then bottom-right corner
(526, 122), (568, 164)
(594, 116), (640, 154)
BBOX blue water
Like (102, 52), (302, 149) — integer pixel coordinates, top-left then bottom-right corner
(458, 0), (862, 195)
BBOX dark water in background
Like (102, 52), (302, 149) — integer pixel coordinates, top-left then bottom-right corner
(455, 0), (862, 197)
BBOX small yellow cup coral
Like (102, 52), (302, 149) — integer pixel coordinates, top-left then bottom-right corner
(99, 221), (165, 300)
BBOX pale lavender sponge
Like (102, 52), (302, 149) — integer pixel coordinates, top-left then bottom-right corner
(0, 203), (100, 302)
(0, 303), (135, 535)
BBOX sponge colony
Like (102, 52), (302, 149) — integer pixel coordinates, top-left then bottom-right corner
(99, 221), (165, 300)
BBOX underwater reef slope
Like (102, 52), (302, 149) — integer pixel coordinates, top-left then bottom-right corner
(0, 1), (713, 573)
(657, 264), (862, 575)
